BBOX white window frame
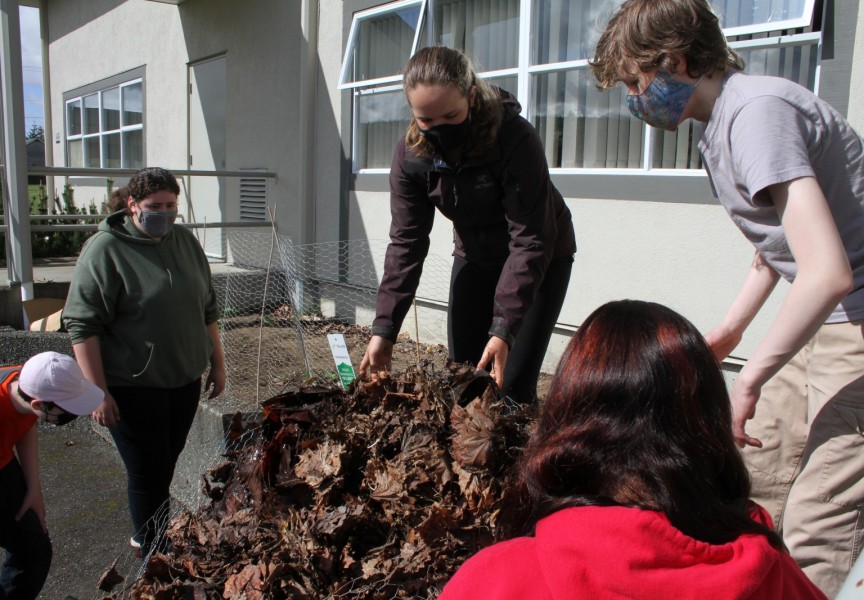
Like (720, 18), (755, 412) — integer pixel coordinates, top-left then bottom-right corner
(715, 0), (817, 36)
(65, 78), (144, 169)
(339, 0), (428, 90)
(343, 0), (822, 174)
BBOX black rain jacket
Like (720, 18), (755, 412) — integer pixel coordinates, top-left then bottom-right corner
(372, 89), (576, 346)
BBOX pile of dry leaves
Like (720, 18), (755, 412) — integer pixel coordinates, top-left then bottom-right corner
(105, 362), (536, 599)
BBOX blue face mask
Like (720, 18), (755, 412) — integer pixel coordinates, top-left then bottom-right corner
(627, 71), (697, 131)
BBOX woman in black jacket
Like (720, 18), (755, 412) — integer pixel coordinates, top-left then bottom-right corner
(360, 46), (576, 405)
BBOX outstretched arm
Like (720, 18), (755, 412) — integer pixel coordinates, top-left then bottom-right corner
(705, 251), (780, 361)
(730, 176), (852, 447)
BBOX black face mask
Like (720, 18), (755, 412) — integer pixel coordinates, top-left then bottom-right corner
(419, 114), (471, 154)
(40, 401), (78, 426)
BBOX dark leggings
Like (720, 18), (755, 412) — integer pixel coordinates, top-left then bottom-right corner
(447, 255), (573, 403)
(107, 379), (200, 548)
(0, 458), (52, 600)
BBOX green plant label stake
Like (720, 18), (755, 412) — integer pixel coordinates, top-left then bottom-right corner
(327, 333), (356, 389)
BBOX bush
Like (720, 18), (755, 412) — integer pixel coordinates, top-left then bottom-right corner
(2, 182), (109, 260)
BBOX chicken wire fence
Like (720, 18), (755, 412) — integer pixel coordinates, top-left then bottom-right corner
(211, 230), (453, 404)
(96, 231), (455, 599)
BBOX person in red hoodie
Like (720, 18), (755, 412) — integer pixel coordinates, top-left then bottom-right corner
(440, 300), (825, 600)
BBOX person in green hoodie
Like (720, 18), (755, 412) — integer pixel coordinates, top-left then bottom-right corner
(62, 166), (226, 554)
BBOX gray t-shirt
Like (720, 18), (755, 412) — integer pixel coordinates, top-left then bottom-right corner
(699, 72), (864, 323)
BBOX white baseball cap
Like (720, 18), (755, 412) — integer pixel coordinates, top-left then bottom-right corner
(18, 351), (104, 415)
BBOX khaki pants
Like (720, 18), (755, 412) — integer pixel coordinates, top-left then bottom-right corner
(744, 319), (864, 599)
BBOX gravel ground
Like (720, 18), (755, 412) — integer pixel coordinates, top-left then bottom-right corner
(1, 418), (139, 600)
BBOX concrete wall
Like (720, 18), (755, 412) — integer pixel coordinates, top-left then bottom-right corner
(44, 0), (314, 245)
(46, 0), (189, 207)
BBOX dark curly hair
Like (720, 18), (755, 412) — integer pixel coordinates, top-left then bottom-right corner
(107, 186), (129, 213)
(503, 300), (782, 549)
(127, 167), (180, 202)
(590, 0), (744, 90)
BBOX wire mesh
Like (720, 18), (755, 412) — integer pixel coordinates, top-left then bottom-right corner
(212, 231), (453, 404)
(90, 230), (456, 599)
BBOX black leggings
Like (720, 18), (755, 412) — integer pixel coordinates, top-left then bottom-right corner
(107, 379), (200, 549)
(447, 255), (572, 403)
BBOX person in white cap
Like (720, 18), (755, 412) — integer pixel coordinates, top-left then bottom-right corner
(0, 351), (103, 600)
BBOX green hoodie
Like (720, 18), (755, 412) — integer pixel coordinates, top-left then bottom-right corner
(63, 211), (219, 388)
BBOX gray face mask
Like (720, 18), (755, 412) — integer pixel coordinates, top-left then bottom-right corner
(136, 209), (177, 238)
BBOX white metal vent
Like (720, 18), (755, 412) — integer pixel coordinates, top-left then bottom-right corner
(239, 176), (268, 221)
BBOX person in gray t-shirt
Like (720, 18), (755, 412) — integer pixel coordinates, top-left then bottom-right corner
(592, 0), (864, 596)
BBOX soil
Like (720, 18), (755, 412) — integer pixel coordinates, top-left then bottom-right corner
(214, 318), (551, 413)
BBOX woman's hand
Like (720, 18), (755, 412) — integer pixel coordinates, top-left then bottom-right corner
(206, 322), (226, 399)
(92, 392), (120, 427)
(206, 360), (226, 399)
(359, 336), (394, 380)
(477, 336), (509, 389)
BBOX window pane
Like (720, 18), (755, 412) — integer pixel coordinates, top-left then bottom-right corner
(83, 94), (100, 135)
(66, 100), (82, 136)
(102, 87), (121, 131)
(484, 75), (518, 98)
(650, 121), (704, 169)
(84, 137), (101, 168)
(532, 70), (644, 168)
(426, 0), (520, 71)
(532, 0), (624, 63)
(713, 0), (812, 31)
(123, 130), (144, 169)
(122, 82), (143, 126)
(67, 139), (83, 167)
(356, 89), (411, 169)
(737, 43), (818, 90)
(344, 5), (421, 84)
(103, 133), (121, 168)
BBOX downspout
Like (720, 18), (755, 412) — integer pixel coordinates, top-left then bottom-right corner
(0, 0), (35, 316)
(299, 0), (318, 246)
(294, 0), (319, 317)
(39, 0), (52, 215)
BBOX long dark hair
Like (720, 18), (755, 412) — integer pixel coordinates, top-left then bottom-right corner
(402, 46), (502, 158)
(506, 300), (781, 547)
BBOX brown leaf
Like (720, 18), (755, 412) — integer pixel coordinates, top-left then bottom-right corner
(294, 440), (343, 488)
(450, 394), (497, 468)
(223, 563), (264, 600)
(366, 459), (405, 501)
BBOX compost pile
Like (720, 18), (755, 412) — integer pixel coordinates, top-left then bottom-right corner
(115, 362), (536, 599)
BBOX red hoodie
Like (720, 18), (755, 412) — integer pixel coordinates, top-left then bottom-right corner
(439, 505), (826, 600)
